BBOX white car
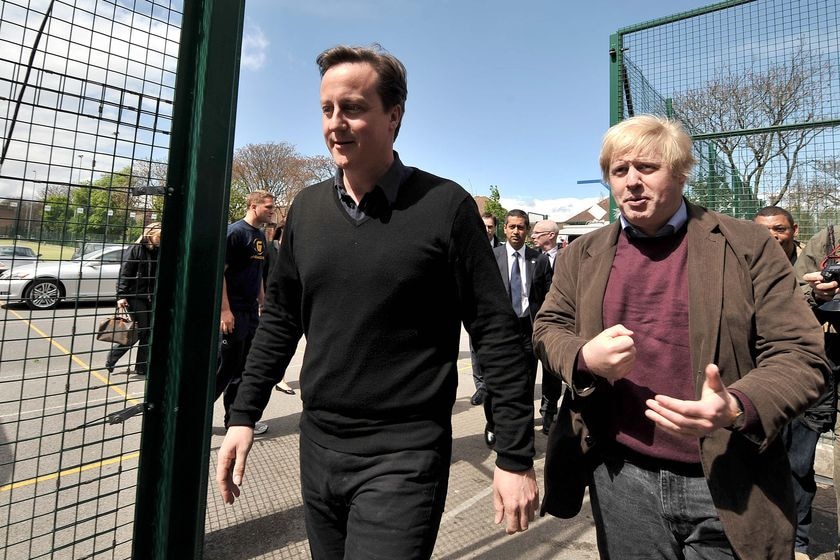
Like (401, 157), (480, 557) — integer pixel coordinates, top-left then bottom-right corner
(0, 245), (127, 310)
(0, 245), (41, 273)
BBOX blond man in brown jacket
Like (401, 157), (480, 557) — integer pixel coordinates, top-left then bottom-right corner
(534, 115), (828, 559)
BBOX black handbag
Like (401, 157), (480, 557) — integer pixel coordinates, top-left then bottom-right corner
(96, 308), (139, 346)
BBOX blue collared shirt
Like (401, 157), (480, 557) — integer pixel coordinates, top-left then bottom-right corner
(620, 199), (688, 238)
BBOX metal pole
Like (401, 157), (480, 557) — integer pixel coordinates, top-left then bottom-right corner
(132, 0), (246, 558)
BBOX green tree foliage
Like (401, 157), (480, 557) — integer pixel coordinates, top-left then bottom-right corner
(483, 185), (507, 237)
(40, 167), (141, 245)
(228, 178), (251, 224)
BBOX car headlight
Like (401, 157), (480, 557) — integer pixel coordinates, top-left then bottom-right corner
(4, 270), (33, 279)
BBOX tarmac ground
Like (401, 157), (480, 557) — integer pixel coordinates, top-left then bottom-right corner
(204, 331), (840, 560)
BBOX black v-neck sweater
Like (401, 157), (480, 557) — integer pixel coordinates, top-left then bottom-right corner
(230, 169), (535, 471)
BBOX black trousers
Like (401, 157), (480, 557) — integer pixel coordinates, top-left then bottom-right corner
(105, 296), (153, 374)
(214, 309), (258, 427)
(299, 432), (452, 560)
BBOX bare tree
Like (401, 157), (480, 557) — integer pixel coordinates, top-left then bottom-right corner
(231, 142), (332, 212)
(673, 45), (828, 215)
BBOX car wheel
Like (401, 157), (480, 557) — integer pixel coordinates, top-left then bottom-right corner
(24, 279), (62, 310)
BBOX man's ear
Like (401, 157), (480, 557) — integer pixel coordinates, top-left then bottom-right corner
(389, 105), (402, 132)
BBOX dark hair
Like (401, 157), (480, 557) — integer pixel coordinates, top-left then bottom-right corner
(481, 212), (497, 226)
(755, 205), (795, 227)
(505, 209), (530, 230)
(316, 44), (407, 139)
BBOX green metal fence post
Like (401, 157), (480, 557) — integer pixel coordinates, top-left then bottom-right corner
(607, 33), (622, 221)
(132, 0), (246, 558)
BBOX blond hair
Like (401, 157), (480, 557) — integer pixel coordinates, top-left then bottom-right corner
(246, 190), (274, 207)
(599, 115), (696, 183)
(137, 221), (161, 246)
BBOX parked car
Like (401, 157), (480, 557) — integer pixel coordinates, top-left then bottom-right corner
(0, 245), (41, 274)
(0, 245), (127, 310)
(71, 242), (123, 261)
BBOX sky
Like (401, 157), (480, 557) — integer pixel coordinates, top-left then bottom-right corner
(233, 0), (713, 220)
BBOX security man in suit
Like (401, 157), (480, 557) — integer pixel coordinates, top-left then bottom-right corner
(531, 219), (564, 434)
(483, 209), (552, 447)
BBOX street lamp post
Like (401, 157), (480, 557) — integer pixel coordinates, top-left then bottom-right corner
(77, 154), (84, 184)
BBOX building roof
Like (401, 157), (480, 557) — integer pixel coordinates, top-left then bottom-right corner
(563, 198), (611, 225)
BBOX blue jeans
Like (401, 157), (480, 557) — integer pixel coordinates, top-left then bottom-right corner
(299, 433), (451, 560)
(781, 417), (820, 553)
(590, 456), (735, 560)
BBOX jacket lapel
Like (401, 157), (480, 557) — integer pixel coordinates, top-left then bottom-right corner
(579, 222), (622, 336)
(687, 204), (723, 385)
(495, 246), (510, 291)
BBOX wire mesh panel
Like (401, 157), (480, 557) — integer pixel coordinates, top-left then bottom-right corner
(0, 0), (181, 557)
(613, 0), (840, 240)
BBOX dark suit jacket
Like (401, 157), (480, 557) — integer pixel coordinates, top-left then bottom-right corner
(532, 201), (829, 559)
(493, 244), (551, 321)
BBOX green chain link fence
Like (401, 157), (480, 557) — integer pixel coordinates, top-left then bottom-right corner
(611, 0), (840, 241)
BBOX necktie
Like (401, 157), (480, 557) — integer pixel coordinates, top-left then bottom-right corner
(510, 252), (522, 317)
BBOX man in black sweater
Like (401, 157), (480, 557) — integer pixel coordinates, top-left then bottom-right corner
(215, 44), (538, 559)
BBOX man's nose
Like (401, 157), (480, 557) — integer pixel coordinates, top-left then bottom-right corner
(626, 165), (642, 185)
(327, 112), (347, 131)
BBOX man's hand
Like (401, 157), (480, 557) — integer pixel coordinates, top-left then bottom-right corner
(644, 364), (741, 437)
(220, 309), (235, 335)
(493, 467), (539, 534)
(580, 324), (636, 383)
(802, 271), (839, 303)
(216, 426), (255, 505)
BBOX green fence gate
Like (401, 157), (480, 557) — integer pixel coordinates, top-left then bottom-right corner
(0, 0), (243, 558)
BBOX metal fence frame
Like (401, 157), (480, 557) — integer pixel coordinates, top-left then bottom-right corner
(609, 0), (840, 241)
(0, 0), (244, 558)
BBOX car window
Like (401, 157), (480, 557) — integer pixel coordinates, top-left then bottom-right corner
(0, 248), (13, 256)
(99, 249), (126, 263)
(16, 248), (37, 257)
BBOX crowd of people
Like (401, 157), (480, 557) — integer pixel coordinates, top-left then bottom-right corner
(108, 42), (840, 560)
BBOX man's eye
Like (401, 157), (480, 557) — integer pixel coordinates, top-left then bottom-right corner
(322, 105), (333, 115)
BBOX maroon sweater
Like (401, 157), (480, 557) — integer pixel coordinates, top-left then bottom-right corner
(603, 229), (700, 465)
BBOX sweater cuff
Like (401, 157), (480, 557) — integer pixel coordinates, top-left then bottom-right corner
(227, 410), (261, 428)
(495, 453), (534, 472)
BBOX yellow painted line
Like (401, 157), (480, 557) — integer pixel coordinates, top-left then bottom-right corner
(7, 308), (140, 405)
(0, 451), (140, 492)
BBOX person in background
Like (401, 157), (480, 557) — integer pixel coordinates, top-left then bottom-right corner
(530, 218), (563, 434)
(105, 222), (161, 376)
(754, 206), (799, 261)
(754, 207), (832, 560)
(215, 190), (275, 435)
(215, 44), (538, 559)
(534, 114), (828, 559)
(469, 211), (502, 406)
(794, 224), (840, 560)
(262, 220), (296, 396)
(483, 210), (552, 447)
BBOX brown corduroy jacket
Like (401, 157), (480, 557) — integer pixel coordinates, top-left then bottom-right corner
(533, 201), (829, 560)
